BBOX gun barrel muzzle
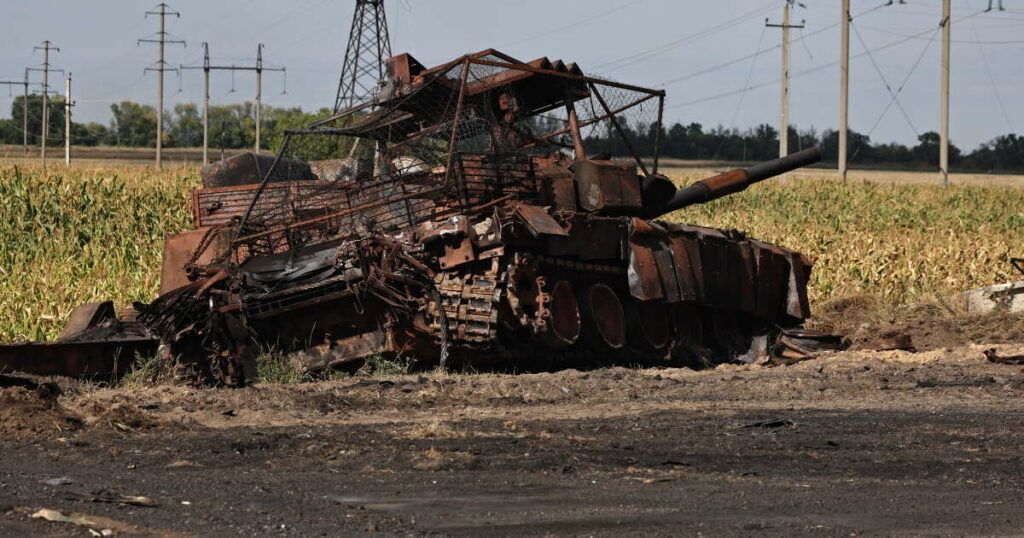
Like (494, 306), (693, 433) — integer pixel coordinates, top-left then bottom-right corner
(654, 147), (822, 216)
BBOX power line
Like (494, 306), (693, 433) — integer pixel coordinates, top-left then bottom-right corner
(965, 0), (1016, 132)
(501, 0), (645, 49)
(713, 25), (768, 160)
(29, 41), (62, 163)
(657, 0), (893, 89)
(665, 8), (987, 111)
(593, 0), (778, 73)
(138, 3), (186, 169)
(850, 19), (922, 138)
(857, 24), (1024, 43)
(181, 42), (286, 160)
(849, 24), (940, 164)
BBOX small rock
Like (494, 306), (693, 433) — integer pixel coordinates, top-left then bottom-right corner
(44, 477), (73, 486)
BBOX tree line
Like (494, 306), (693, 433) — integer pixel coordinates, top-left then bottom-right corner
(587, 121), (1024, 172)
(0, 95), (1021, 172)
(0, 95), (327, 152)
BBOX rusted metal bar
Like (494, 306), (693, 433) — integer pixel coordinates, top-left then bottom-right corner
(233, 132), (293, 244)
(589, 82), (650, 177)
(234, 186), (444, 244)
(540, 92), (659, 141)
(444, 60), (472, 189)
(468, 58), (665, 97)
(653, 95), (665, 175)
(564, 85), (588, 160)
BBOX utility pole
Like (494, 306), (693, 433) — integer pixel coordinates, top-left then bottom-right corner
(767, 1), (804, 182)
(182, 42), (212, 163)
(65, 73), (73, 166)
(839, 0), (850, 180)
(31, 41), (60, 163)
(22, 70), (28, 154)
(940, 0), (951, 185)
(0, 72), (36, 155)
(255, 44), (263, 153)
(139, 3), (184, 169)
(182, 44), (284, 158)
(334, 0), (392, 112)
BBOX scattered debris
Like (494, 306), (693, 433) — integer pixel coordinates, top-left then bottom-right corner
(983, 348), (1024, 365)
(743, 419), (795, 429)
(768, 329), (847, 366)
(31, 508), (114, 536)
(64, 490), (158, 507)
(954, 260), (1024, 314)
(856, 334), (916, 352)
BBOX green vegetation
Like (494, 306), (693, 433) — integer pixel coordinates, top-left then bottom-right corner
(0, 164), (195, 341)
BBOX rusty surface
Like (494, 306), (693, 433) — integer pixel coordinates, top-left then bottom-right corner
(3, 48), (822, 384)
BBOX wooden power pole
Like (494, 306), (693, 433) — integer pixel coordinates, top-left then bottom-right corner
(31, 41), (60, 163)
(767, 1), (804, 182)
(839, 0), (850, 180)
(940, 0), (951, 185)
(139, 3), (184, 169)
(64, 73), (71, 165)
(182, 42), (211, 163)
(0, 72), (37, 155)
(182, 43), (284, 159)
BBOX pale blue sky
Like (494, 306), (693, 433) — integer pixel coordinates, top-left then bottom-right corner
(0, 0), (1021, 149)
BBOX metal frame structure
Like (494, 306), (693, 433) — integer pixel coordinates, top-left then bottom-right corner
(333, 0), (392, 112)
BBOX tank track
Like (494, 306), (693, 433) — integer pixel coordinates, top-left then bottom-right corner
(423, 253), (742, 370)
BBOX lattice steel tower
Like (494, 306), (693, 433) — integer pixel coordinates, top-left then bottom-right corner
(333, 0), (392, 112)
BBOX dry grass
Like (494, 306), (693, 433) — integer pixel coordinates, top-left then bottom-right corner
(1, 162), (1022, 344)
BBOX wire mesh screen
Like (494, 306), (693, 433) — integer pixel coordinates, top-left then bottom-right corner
(231, 53), (663, 259)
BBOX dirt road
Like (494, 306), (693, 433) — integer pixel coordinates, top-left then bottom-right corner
(2, 344), (1024, 536)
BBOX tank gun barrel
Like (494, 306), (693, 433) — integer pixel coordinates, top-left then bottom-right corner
(649, 147), (822, 218)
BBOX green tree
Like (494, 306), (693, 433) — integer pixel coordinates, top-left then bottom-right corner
(168, 103), (202, 148)
(109, 101), (157, 147)
(8, 93), (66, 145)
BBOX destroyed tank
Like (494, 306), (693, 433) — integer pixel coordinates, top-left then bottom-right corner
(1, 49), (822, 385)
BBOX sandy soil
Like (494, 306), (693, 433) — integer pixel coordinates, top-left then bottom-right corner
(2, 341), (1024, 536)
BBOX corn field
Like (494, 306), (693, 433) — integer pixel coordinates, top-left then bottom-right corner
(0, 164), (196, 342)
(1, 163), (1021, 342)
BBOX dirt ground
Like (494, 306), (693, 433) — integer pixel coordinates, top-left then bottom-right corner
(2, 339), (1024, 537)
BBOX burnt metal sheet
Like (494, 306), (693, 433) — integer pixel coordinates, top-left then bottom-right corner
(57, 301), (116, 341)
(546, 214), (627, 260)
(290, 330), (392, 373)
(627, 240), (664, 301)
(514, 203), (569, 237)
(783, 249), (812, 320)
(0, 338), (157, 378)
(574, 159), (642, 212)
(667, 235), (701, 302)
(652, 241), (683, 304)
(749, 240), (789, 322)
(736, 240), (756, 314)
(160, 227), (233, 295)
(440, 237), (476, 269)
